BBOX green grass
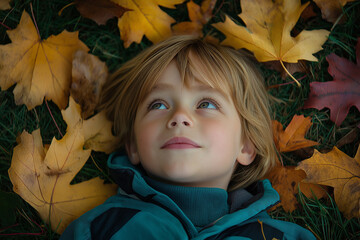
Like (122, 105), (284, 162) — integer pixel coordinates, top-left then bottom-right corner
(0, 0), (359, 239)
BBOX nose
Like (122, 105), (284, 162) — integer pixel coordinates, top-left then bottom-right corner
(167, 108), (193, 128)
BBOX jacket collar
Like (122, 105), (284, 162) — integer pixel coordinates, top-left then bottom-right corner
(108, 152), (280, 237)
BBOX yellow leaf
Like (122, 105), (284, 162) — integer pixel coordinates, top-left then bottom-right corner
(8, 128), (117, 234)
(112, 0), (185, 47)
(273, 115), (319, 152)
(0, 10), (89, 109)
(297, 146), (360, 219)
(62, 97), (120, 154)
(212, 0), (330, 63)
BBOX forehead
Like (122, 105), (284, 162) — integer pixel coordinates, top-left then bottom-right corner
(150, 55), (231, 97)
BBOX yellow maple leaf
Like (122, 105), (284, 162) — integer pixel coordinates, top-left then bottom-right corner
(8, 128), (117, 234)
(0, 10), (88, 110)
(212, 0), (329, 63)
(62, 97), (120, 154)
(297, 146), (360, 219)
(112, 0), (185, 47)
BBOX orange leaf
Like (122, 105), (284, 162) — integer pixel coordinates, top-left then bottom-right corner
(112, 0), (185, 48)
(8, 128), (117, 234)
(273, 115), (318, 152)
(297, 146), (360, 219)
(212, 0), (329, 63)
(265, 160), (327, 212)
(172, 0), (216, 37)
(0, 10), (89, 110)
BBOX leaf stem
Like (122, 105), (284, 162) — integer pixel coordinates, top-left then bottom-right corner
(58, 2), (76, 16)
(280, 60), (301, 87)
(267, 75), (306, 89)
(29, 3), (41, 39)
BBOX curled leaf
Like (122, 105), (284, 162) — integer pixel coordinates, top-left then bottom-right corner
(71, 50), (108, 119)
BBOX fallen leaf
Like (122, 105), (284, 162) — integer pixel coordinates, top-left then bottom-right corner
(297, 146), (360, 219)
(265, 159), (327, 212)
(62, 97), (120, 154)
(0, 0), (11, 10)
(8, 129), (117, 234)
(303, 38), (360, 126)
(273, 115), (319, 152)
(75, 0), (130, 25)
(313, 0), (356, 23)
(112, 0), (185, 47)
(172, 0), (216, 37)
(212, 0), (329, 63)
(0, 10), (89, 110)
(71, 50), (108, 119)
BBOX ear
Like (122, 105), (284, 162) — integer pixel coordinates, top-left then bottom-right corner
(236, 139), (256, 166)
(125, 140), (140, 165)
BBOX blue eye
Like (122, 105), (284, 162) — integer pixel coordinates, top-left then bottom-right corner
(150, 102), (167, 110)
(198, 101), (217, 109)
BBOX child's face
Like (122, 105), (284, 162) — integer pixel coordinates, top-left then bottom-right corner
(127, 59), (255, 189)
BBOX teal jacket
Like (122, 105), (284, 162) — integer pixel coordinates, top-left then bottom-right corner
(61, 153), (315, 240)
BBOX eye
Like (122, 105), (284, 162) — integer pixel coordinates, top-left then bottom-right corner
(148, 100), (168, 110)
(197, 99), (218, 109)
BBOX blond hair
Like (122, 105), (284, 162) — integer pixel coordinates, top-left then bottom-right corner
(99, 35), (276, 190)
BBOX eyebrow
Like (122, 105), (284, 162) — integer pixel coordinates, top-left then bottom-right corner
(150, 82), (230, 101)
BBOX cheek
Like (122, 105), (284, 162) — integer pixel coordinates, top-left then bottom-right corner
(134, 120), (159, 155)
(204, 119), (241, 154)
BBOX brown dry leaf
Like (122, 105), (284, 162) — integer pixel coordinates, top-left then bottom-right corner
(62, 97), (120, 154)
(71, 50), (108, 119)
(313, 0), (356, 23)
(265, 159), (327, 212)
(212, 0), (329, 63)
(112, 0), (185, 47)
(0, 0), (11, 10)
(8, 128), (117, 234)
(336, 128), (359, 148)
(264, 60), (308, 79)
(75, 0), (130, 25)
(300, 2), (317, 21)
(273, 115), (319, 152)
(172, 0), (216, 37)
(0, 10), (88, 110)
(297, 146), (360, 219)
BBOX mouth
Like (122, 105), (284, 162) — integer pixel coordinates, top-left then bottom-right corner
(161, 137), (201, 149)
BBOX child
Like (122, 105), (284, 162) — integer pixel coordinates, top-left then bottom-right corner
(61, 35), (315, 239)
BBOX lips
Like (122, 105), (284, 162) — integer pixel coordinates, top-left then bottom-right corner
(161, 137), (201, 149)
